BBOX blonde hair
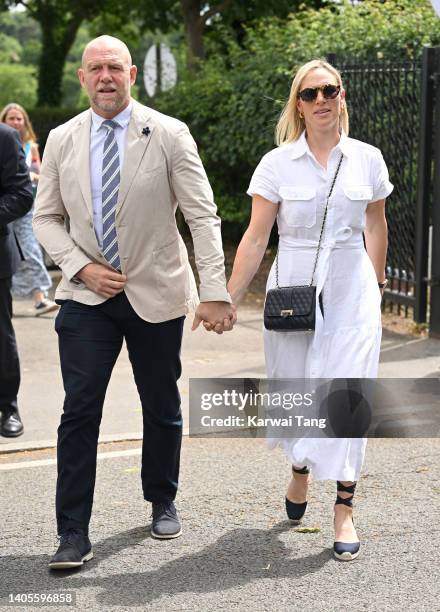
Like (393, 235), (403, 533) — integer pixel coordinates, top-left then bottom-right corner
(275, 59), (349, 146)
(0, 102), (37, 144)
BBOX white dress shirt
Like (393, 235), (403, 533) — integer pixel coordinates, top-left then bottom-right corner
(90, 102), (132, 248)
(247, 130), (393, 249)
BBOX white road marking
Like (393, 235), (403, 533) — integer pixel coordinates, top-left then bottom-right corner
(380, 337), (426, 353)
(0, 448), (142, 472)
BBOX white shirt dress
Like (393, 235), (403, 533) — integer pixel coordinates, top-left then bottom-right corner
(248, 131), (393, 481)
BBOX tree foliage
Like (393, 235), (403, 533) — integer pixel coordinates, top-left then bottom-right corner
(0, 31), (21, 62)
(0, 64), (37, 108)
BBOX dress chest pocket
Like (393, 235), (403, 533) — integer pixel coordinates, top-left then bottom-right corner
(343, 185), (373, 201)
(279, 185), (317, 228)
(342, 185), (374, 228)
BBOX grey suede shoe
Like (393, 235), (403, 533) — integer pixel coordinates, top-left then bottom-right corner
(48, 529), (93, 570)
(151, 501), (182, 539)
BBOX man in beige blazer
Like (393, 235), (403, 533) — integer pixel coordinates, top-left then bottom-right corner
(33, 35), (235, 570)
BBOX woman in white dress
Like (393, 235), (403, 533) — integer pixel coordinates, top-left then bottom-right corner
(226, 59), (392, 561)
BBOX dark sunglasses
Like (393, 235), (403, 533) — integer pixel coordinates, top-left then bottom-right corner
(298, 84), (341, 102)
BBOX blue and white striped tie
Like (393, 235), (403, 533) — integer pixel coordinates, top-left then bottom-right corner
(101, 119), (121, 271)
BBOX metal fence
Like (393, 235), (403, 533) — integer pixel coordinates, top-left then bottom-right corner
(329, 55), (425, 319)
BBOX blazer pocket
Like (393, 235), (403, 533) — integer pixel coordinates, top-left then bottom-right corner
(279, 185), (317, 228)
(153, 238), (187, 305)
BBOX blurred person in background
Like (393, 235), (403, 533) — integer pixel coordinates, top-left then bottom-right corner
(0, 121), (33, 437)
(0, 103), (58, 316)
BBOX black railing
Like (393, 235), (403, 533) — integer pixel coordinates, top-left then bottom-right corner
(329, 54), (431, 321)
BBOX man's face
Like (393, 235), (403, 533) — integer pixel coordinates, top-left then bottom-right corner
(78, 44), (137, 118)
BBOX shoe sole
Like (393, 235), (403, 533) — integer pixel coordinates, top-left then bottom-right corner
(150, 528), (182, 540)
(35, 304), (59, 317)
(333, 549), (360, 561)
(1, 429), (24, 437)
(48, 550), (93, 570)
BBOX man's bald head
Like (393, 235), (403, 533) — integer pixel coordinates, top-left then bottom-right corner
(78, 35), (137, 119)
(81, 35), (132, 69)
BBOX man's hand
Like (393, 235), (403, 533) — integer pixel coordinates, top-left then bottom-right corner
(192, 301), (237, 334)
(76, 263), (127, 298)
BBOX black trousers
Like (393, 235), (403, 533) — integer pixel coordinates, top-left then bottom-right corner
(0, 277), (20, 415)
(55, 292), (184, 535)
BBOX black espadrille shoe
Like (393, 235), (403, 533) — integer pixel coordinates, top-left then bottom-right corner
(285, 465), (310, 524)
(333, 481), (360, 561)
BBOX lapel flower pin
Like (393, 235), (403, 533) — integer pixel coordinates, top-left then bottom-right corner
(142, 126), (151, 137)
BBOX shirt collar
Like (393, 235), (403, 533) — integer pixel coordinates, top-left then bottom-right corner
(289, 130), (351, 159)
(336, 131), (351, 157)
(91, 101), (132, 131)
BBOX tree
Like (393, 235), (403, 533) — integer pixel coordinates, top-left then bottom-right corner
(179, 0), (327, 70)
(1, 0), (134, 106)
(180, 0), (232, 68)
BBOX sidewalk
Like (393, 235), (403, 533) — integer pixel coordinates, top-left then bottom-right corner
(1, 299), (439, 452)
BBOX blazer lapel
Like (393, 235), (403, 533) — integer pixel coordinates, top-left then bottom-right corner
(72, 111), (93, 217)
(116, 108), (155, 214)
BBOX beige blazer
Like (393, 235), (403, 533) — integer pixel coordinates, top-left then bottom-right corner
(33, 100), (230, 323)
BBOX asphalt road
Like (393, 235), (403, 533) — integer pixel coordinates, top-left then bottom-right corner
(1, 437), (440, 611)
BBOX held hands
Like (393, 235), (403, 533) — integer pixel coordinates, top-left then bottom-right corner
(192, 301), (237, 334)
(77, 263), (127, 298)
(76, 268), (237, 328)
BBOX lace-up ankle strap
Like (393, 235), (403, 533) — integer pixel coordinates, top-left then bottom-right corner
(292, 465), (310, 474)
(335, 481), (357, 507)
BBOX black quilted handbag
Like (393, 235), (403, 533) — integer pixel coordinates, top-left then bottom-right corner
(264, 285), (318, 331)
(264, 154), (343, 332)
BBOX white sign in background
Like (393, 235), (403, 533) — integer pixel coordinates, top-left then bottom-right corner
(431, 0), (440, 17)
(143, 44), (177, 97)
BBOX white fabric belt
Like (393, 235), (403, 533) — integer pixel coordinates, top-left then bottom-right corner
(279, 228), (364, 252)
